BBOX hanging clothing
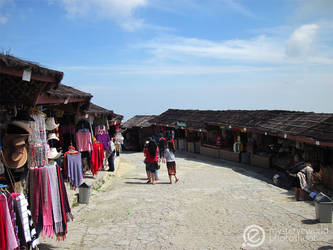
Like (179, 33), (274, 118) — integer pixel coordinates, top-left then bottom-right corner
(67, 153), (83, 189)
(6, 194), (19, 248)
(41, 167), (53, 238)
(91, 142), (105, 176)
(76, 131), (93, 152)
(96, 133), (111, 152)
(15, 194), (31, 244)
(48, 164), (63, 234)
(0, 193), (19, 250)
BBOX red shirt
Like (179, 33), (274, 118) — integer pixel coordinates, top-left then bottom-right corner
(144, 147), (159, 163)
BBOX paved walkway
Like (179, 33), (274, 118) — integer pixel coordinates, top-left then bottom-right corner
(40, 152), (332, 250)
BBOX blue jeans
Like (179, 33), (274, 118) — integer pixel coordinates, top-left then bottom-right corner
(155, 169), (159, 179)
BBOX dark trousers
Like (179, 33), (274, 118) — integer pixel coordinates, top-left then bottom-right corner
(108, 151), (115, 172)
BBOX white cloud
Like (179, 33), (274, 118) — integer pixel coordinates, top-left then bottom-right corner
(62, 64), (274, 75)
(140, 35), (285, 63)
(137, 23), (333, 65)
(61, 0), (147, 30)
(286, 24), (319, 58)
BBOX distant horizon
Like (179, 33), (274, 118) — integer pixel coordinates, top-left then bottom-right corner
(1, 0), (332, 120)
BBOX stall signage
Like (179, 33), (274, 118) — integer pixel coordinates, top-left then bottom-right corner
(176, 121), (187, 127)
(22, 69), (31, 82)
(219, 126), (225, 129)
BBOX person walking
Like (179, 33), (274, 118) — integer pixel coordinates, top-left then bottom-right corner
(164, 140), (179, 184)
(144, 140), (159, 185)
(107, 138), (116, 172)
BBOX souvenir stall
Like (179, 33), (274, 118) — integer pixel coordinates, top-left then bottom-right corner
(122, 115), (156, 151)
(0, 53), (74, 248)
(85, 103), (119, 174)
(247, 132), (276, 168)
(200, 125), (221, 158)
(185, 129), (203, 154)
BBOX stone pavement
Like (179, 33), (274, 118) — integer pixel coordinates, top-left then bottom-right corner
(39, 152), (333, 250)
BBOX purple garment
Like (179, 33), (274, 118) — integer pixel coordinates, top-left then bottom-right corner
(96, 133), (111, 151)
(67, 153), (83, 189)
(7, 194), (19, 248)
(0, 194), (19, 250)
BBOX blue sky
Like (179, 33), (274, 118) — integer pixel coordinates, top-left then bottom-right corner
(1, 0), (333, 120)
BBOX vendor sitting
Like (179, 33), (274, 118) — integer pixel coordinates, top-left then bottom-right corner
(289, 154), (313, 201)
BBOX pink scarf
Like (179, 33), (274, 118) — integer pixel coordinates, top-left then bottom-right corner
(41, 167), (54, 238)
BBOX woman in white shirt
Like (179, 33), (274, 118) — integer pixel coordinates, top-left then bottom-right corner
(164, 140), (179, 184)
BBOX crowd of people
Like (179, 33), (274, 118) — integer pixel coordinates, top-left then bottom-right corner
(143, 134), (179, 185)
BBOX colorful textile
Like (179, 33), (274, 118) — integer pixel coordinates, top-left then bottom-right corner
(0, 199), (7, 250)
(41, 167), (53, 238)
(166, 161), (177, 176)
(75, 131), (93, 152)
(96, 133), (111, 151)
(48, 164), (63, 234)
(1, 193), (19, 250)
(15, 194), (31, 243)
(67, 153), (83, 189)
(7, 194), (19, 248)
(91, 142), (105, 176)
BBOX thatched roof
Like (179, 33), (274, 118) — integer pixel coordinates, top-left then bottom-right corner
(0, 54), (64, 106)
(0, 54), (63, 83)
(151, 109), (333, 144)
(46, 84), (92, 99)
(111, 113), (124, 122)
(122, 115), (156, 129)
(86, 103), (113, 115)
(257, 112), (333, 142)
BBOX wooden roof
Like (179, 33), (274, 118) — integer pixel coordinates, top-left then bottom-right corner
(122, 115), (156, 129)
(151, 109), (333, 145)
(0, 54), (63, 84)
(0, 54), (63, 106)
(111, 113), (124, 122)
(37, 83), (93, 105)
(86, 103), (113, 115)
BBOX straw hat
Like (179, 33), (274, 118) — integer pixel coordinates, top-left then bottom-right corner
(47, 133), (59, 141)
(1, 134), (29, 169)
(45, 117), (59, 131)
(48, 148), (62, 160)
(7, 120), (32, 135)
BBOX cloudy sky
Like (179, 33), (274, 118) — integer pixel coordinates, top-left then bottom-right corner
(1, 0), (333, 120)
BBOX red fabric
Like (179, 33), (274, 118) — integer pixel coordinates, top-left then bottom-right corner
(0, 201), (8, 250)
(91, 142), (105, 176)
(144, 147), (159, 163)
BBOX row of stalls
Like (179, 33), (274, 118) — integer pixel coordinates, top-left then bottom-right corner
(0, 53), (123, 249)
(122, 109), (333, 191)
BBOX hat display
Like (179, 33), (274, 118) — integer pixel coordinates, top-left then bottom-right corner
(48, 147), (61, 160)
(7, 120), (32, 135)
(47, 133), (59, 141)
(45, 117), (59, 131)
(1, 134), (29, 169)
